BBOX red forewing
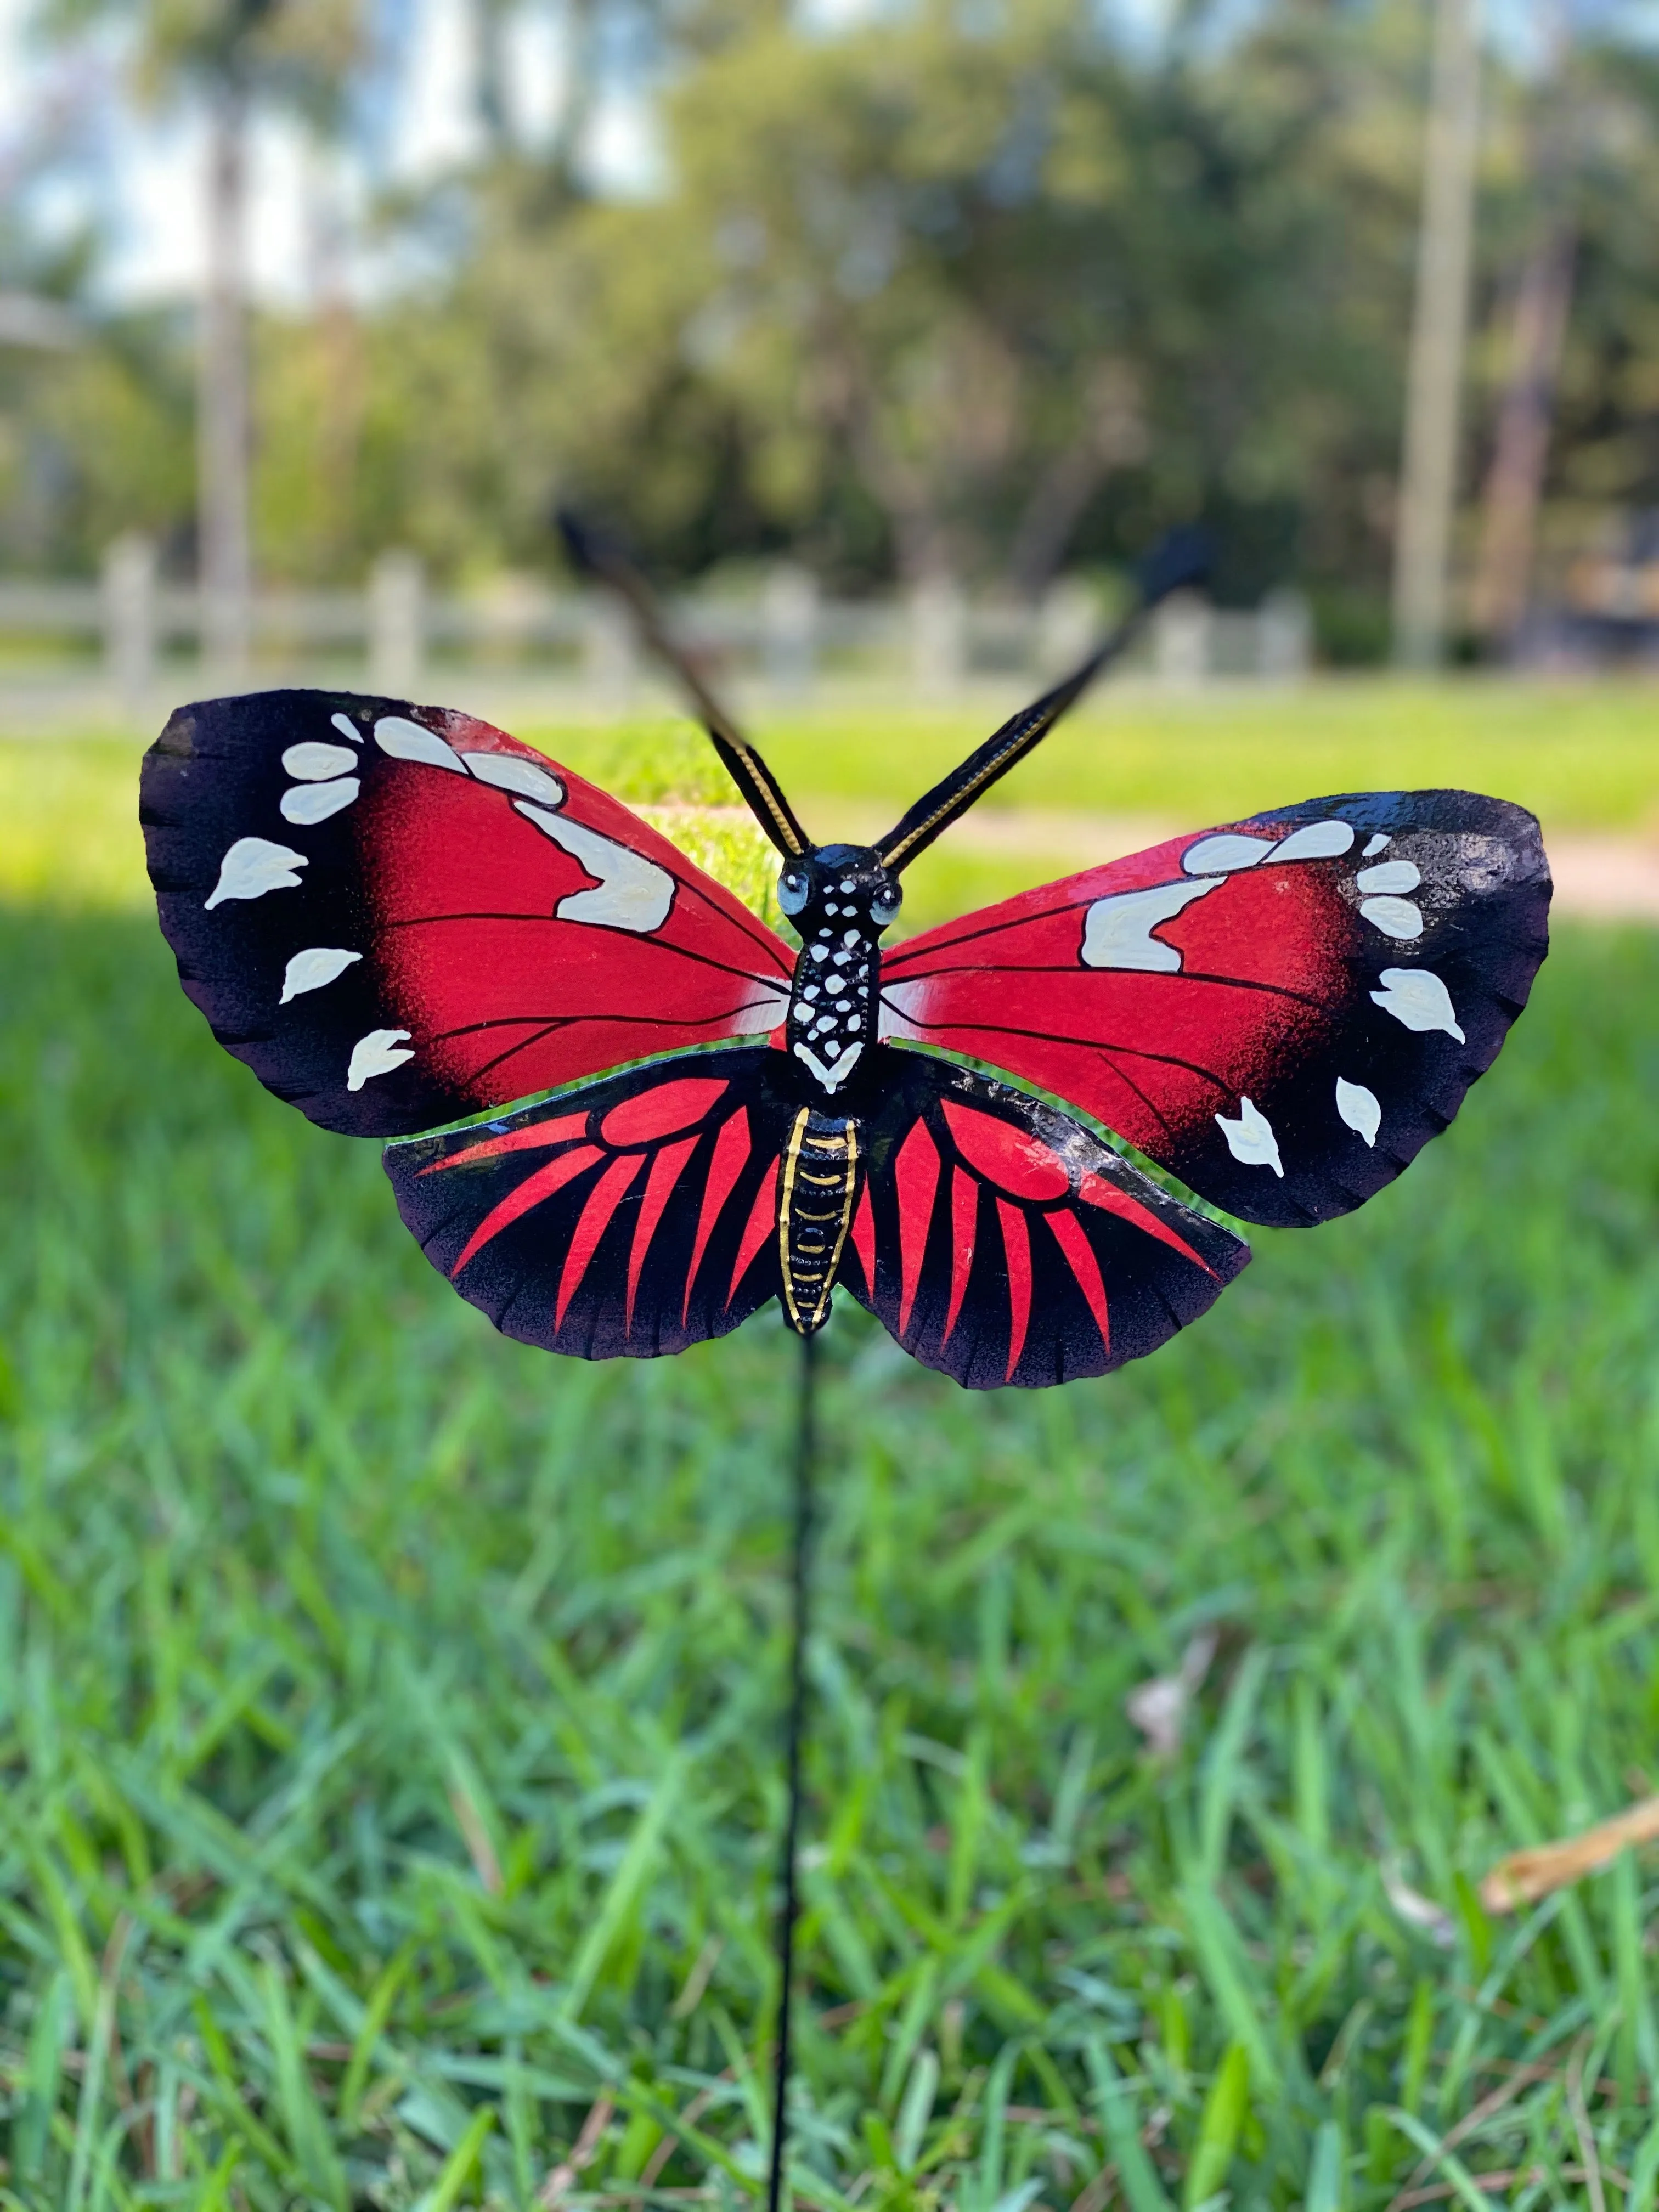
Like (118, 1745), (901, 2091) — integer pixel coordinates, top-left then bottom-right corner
(385, 1045), (794, 1359)
(840, 1051), (1248, 1389)
(142, 689), (793, 1136)
(878, 789), (1549, 1226)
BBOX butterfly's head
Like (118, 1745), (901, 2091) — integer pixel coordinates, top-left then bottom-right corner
(777, 845), (902, 939)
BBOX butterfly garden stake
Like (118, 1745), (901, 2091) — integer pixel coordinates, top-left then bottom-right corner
(142, 538), (1550, 2206)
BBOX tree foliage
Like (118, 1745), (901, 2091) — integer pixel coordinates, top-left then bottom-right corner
(5, 0), (1659, 646)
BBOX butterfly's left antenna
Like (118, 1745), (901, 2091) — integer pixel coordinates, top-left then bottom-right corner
(873, 527), (1212, 874)
(557, 511), (811, 862)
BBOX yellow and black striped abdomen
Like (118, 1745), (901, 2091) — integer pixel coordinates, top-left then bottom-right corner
(778, 1109), (859, 1334)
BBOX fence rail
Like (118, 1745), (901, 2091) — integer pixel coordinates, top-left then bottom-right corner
(0, 541), (1311, 711)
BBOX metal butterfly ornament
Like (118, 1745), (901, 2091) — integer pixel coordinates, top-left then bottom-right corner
(142, 540), (1550, 1390)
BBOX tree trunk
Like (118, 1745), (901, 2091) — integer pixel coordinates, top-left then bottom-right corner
(1391, 0), (1482, 669)
(1469, 223), (1574, 651)
(1007, 444), (1110, 602)
(199, 86), (252, 684)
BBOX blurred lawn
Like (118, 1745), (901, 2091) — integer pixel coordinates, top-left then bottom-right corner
(1, 687), (1658, 2205)
(9, 675), (1659, 926)
(732, 677), (1659, 832)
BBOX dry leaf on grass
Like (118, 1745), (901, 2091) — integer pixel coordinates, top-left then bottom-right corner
(1480, 1794), (1659, 1913)
(1125, 1628), (1218, 1758)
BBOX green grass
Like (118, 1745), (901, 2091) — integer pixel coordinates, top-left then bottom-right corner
(2, 886), (1658, 2204)
(527, 678), (1659, 836)
(2, 689), (1658, 2204)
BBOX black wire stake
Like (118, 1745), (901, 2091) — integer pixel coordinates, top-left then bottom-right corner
(768, 1328), (817, 2212)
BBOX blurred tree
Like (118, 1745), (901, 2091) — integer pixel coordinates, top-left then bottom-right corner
(44, 0), (366, 658)
(9, 0), (1659, 658)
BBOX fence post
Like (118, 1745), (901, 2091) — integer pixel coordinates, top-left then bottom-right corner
(102, 534), (156, 713)
(1152, 590), (1211, 687)
(763, 564), (818, 695)
(1257, 587), (1312, 681)
(583, 593), (636, 710)
(910, 574), (966, 697)
(369, 551), (424, 697)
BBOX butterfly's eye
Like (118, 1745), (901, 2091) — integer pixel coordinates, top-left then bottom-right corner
(870, 883), (902, 927)
(777, 868), (810, 916)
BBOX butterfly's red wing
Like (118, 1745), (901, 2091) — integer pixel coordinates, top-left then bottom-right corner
(142, 690), (793, 1137)
(879, 791), (1549, 1227)
(836, 1050), (1248, 1389)
(386, 1046), (794, 1358)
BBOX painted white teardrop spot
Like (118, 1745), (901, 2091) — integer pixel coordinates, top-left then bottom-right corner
(461, 751), (566, 805)
(1356, 859), (1421, 895)
(330, 712), (364, 744)
(512, 801), (675, 932)
(283, 741), (359, 781)
(1360, 894), (1424, 940)
(374, 716), (465, 771)
(1272, 819), (1354, 862)
(1335, 1077), (1381, 1147)
(281, 778), (360, 825)
(1081, 876), (1221, 972)
(204, 837), (309, 909)
(1371, 967), (1465, 1041)
(347, 1029), (414, 1091)
(1215, 1096), (1284, 1176)
(1362, 833), (1390, 857)
(1182, 833), (1276, 876)
(281, 947), (362, 1003)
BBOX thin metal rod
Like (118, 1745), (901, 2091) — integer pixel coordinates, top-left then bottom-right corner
(768, 1329), (817, 2212)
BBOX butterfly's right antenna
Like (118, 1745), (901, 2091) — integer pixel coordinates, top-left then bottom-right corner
(557, 510), (811, 862)
(873, 526), (1214, 874)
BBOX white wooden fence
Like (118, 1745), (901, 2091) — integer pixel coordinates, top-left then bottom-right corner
(0, 540), (1311, 710)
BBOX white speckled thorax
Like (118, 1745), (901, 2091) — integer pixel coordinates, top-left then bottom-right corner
(785, 872), (886, 1096)
(773, 841), (901, 1092)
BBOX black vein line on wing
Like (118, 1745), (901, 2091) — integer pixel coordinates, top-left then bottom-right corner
(884, 1011), (1241, 1097)
(880, 889), (1107, 967)
(429, 1005), (778, 1047)
(429, 1011), (772, 1088)
(673, 871), (794, 969)
(377, 911), (789, 991)
(881, 960), (1327, 1009)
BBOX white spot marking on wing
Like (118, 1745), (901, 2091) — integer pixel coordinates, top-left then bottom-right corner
(1081, 876), (1222, 973)
(1356, 859), (1421, 895)
(281, 947), (363, 1003)
(1335, 1077), (1381, 1147)
(1360, 895), (1424, 940)
(1182, 833), (1276, 876)
(331, 713), (364, 744)
(374, 715), (465, 771)
(1272, 819), (1355, 862)
(1214, 1096), (1283, 1176)
(204, 837), (308, 909)
(793, 1037), (863, 1092)
(462, 752), (565, 805)
(281, 778), (360, 825)
(283, 741), (359, 781)
(1372, 967), (1465, 1042)
(347, 1029), (414, 1090)
(1362, 832), (1390, 857)
(513, 802), (675, 932)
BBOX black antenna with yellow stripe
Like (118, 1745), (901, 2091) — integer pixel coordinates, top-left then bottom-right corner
(873, 527), (1211, 874)
(557, 512), (811, 862)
